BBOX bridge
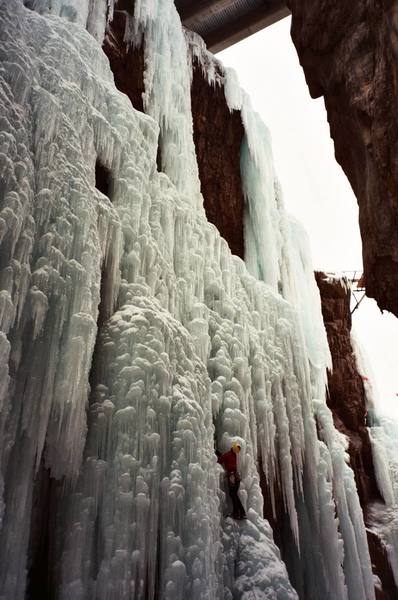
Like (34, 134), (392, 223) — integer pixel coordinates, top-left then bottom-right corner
(175, 0), (290, 53)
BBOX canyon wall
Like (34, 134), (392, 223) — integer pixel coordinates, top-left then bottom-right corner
(1, 1), (396, 597)
(185, 52), (396, 595)
(104, 6), (395, 591)
(315, 273), (397, 599)
(315, 274), (379, 509)
(287, 0), (398, 318)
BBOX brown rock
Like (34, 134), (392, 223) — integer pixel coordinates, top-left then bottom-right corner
(288, 0), (398, 317)
(103, 0), (144, 112)
(190, 64), (245, 258)
(315, 273), (380, 506)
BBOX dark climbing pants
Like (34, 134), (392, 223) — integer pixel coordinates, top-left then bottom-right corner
(228, 473), (246, 519)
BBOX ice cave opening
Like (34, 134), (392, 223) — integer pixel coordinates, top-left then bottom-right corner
(95, 161), (112, 203)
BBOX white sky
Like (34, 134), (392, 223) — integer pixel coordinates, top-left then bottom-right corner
(219, 17), (398, 417)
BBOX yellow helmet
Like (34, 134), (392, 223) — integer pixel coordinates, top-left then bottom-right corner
(231, 442), (241, 453)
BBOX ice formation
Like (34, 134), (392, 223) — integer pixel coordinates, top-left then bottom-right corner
(0, 0), (380, 598)
(352, 332), (398, 588)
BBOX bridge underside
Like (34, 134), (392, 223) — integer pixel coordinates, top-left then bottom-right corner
(175, 0), (290, 53)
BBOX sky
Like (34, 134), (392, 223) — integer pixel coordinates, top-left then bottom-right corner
(218, 17), (398, 418)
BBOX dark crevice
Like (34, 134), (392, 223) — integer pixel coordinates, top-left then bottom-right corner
(26, 460), (61, 600)
(156, 135), (163, 173)
(95, 160), (115, 327)
(90, 512), (102, 584)
(90, 160), (116, 384)
(95, 160), (116, 327)
(97, 263), (114, 326)
(258, 455), (298, 590)
(95, 161), (113, 199)
(86, 160), (119, 581)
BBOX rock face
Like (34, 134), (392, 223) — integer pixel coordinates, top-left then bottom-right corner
(315, 273), (398, 598)
(288, 0), (398, 317)
(190, 65), (245, 258)
(315, 273), (380, 508)
(102, 0), (144, 112)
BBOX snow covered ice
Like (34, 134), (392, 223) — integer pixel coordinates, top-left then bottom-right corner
(0, 0), (383, 598)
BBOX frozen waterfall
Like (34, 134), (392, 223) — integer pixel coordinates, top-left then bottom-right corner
(0, 0), (379, 598)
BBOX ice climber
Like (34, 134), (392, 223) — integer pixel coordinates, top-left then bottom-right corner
(218, 442), (246, 520)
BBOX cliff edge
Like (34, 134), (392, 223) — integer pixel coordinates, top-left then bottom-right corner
(288, 0), (398, 317)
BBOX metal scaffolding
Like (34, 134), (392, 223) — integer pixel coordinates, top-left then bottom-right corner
(328, 270), (366, 315)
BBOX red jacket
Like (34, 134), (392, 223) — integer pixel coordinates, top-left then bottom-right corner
(218, 449), (237, 473)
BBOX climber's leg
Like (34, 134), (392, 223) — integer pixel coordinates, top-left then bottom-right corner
(229, 482), (246, 519)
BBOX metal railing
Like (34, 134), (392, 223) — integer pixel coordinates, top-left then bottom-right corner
(322, 270), (366, 314)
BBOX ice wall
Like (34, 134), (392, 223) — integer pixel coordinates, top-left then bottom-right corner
(352, 333), (398, 588)
(0, 0), (378, 598)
